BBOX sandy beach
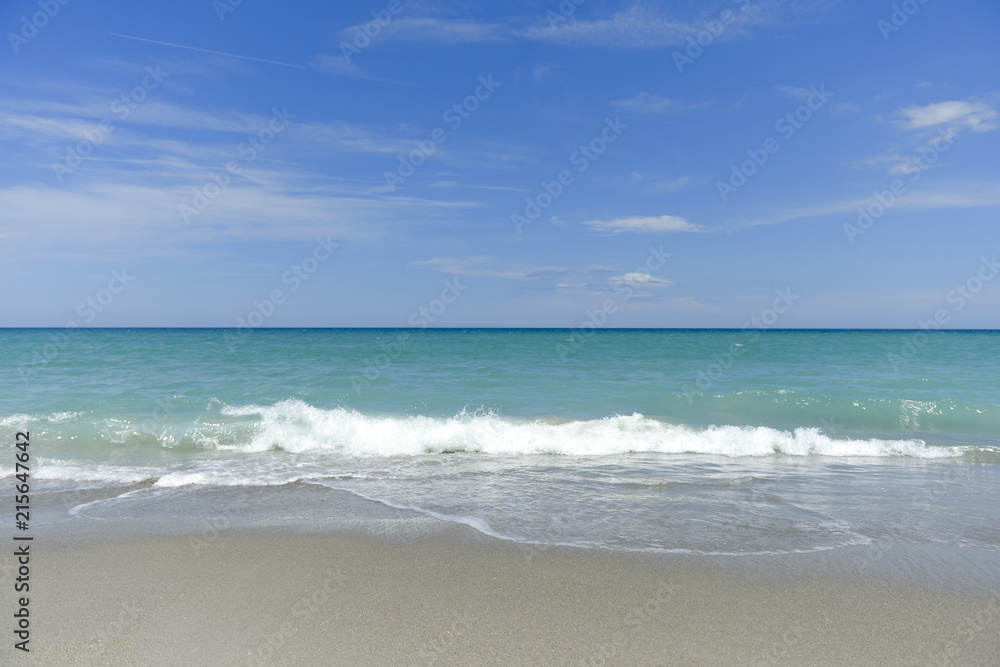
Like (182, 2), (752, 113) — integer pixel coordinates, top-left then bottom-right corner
(7, 529), (997, 666)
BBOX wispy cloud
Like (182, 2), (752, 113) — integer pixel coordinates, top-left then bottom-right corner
(608, 273), (675, 287)
(409, 257), (620, 282)
(345, 2), (840, 51)
(364, 17), (508, 44)
(611, 92), (703, 114)
(0, 178), (487, 264)
(651, 176), (693, 193)
(310, 53), (415, 86)
(858, 99), (997, 175)
(0, 84), (443, 159)
(737, 181), (1000, 228)
(531, 63), (560, 85)
(775, 85), (817, 102)
(832, 101), (860, 115)
(584, 215), (701, 233)
(517, 5), (706, 49)
(409, 256), (537, 279)
(897, 100), (998, 132)
(516, 0), (837, 49)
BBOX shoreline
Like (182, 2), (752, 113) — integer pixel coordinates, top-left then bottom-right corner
(8, 528), (1000, 666)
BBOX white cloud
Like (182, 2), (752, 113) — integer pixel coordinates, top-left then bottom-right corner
(737, 181), (1000, 228)
(584, 215), (701, 233)
(310, 53), (373, 78)
(310, 53), (414, 86)
(651, 176), (693, 193)
(887, 160), (923, 176)
(608, 273), (675, 287)
(409, 257), (623, 283)
(517, 1), (835, 49)
(0, 112), (102, 141)
(832, 101), (861, 115)
(289, 119), (418, 154)
(409, 256), (535, 279)
(531, 63), (560, 85)
(334, 2), (840, 50)
(0, 177), (481, 258)
(0, 95), (274, 135)
(368, 17), (508, 44)
(612, 92), (686, 114)
(859, 100), (997, 175)
(775, 85), (815, 102)
(898, 100), (998, 132)
(517, 5), (704, 49)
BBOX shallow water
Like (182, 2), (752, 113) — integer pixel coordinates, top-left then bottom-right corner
(3, 328), (999, 573)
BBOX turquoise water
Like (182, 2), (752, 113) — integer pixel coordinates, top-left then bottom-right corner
(2, 328), (999, 563)
(5, 328), (1000, 447)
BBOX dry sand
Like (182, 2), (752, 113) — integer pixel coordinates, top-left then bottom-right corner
(7, 530), (999, 666)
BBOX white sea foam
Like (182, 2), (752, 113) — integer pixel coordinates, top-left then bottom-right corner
(154, 470), (294, 488)
(218, 399), (958, 458)
(48, 411), (84, 424)
(0, 414), (34, 428)
(32, 462), (154, 484)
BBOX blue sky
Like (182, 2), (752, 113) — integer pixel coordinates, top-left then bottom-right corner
(2, 0), (998, 327)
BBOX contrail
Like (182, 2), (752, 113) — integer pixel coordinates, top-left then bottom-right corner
(92, 30), (307, 69)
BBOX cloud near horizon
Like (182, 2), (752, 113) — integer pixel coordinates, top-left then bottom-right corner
(583, 215), (702, 234)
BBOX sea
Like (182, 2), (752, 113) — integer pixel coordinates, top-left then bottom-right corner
(3, 328), (999, 588)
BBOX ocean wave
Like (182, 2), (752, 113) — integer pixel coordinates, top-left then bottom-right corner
(216, 399), (957, 458)
(0, 413), (34, 428)
(32, 462), (157, 484)
(1, 400), (975, 464)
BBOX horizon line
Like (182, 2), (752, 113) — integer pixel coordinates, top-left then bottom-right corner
(2, 327), (998, 332)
